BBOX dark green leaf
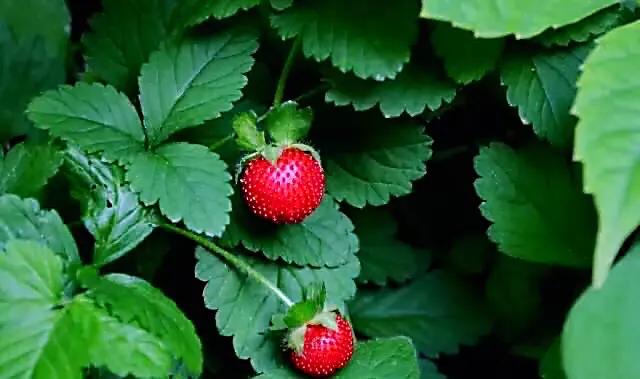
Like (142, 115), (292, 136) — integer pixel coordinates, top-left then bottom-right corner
(420, 359), (446, 379)
(0, 142), (62, 197)
(540, 339), (566, 379)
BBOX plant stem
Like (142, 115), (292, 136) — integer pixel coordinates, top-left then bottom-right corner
(208, 133), (235, 151)
(273, 37), (301, 107)
(160, 223), (295, 307)
(294, 83), (330, 104)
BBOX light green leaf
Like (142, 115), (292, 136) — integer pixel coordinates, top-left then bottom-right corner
(350, 271), (492, 357)
(319, 116), (432, 208)
(223, 195), (358, 267)
(351, 207), (430, 285)
(64, 147), (154, 266)
(84, 273), (203, 376)
(430, 23), (504, 84)
(573, 20), (640, 287)
(325, 64), (456, 117)
(139, 30), (257, 145)
(0, 142), (62, 197)
(474, 143), (597, 267)
(421, 0), (617, 38)
(0, 195), (79, 263)
(563, 244), (640, 379)
(127, 142), (232, 237)
(271, 0), (419, 80)
(83, 0), (179, 93)
(27, 82), (145, 164)
(265, 101), (313, 144)
(501, 44), (590, 149)
(195, 247), (359, 373)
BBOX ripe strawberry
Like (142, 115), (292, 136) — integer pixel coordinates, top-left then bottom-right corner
(240, 147), (325, 224)
(289, 313), (354, 377)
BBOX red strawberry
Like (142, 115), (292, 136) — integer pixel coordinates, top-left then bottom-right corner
(289, 313), (354, 377)
(240, 147), (325, 224)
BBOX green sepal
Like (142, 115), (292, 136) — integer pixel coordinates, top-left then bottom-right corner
(232, 111), (266, 151)
(265, 101), (313, 145)
(283, 282), (327, 329)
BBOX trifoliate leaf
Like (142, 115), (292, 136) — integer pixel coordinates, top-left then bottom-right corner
(271, 0), (419, 80)
(563, 244), (640, 379)
(83, 273), (203, 376)
(318, 115), (432, 208)
(223, 195), (358, 267)
(325, 64), (456, 117)
(27, 82), (145, 164)
(474, 143), (597, 267)
(0, 142), (62, 197)
(127, 142), (232, 237)
(350, 271), (492, 357)
(351, 207), (430, 285)
(430, 23), (504, 84)
(501, 44), (590, 149)
(195, 247), (359, 373)
(421, 0), (617, 38)
(0, 195), (79, 263)
(573, 20), (640, 287)
(64, 147), (154, 266)
(83, 0), (179, 93)
(265, 102), (313, 144)
(139, 29), (257, 145)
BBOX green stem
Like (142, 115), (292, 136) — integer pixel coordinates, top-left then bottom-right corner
(273, 37), (302, 107)
(294, 83), (330, 104)
(160, 223), (295, 307)
(208, 133), (235, 151)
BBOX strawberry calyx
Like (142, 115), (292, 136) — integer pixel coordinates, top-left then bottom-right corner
(287, 310), (339, 354)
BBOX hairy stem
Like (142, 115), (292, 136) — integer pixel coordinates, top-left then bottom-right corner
(273, 37), (302, 107)
(208, 133), (235, 151)
(160, 223), (295, 307)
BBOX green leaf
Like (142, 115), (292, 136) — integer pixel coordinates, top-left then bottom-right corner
(501, 44), (590, 149)
(176, 0), (261, 25)
(0, 142), (62, 197)
(223, 195), (358, 267)
(0, 195), (79, 263)
(127, 142), (232, 237)
(421, 0), (617, 38)
(420, 359), (446, 379)
(139, 30), (258, 145)
(282, 284), (326, 328)
(430, 23), (504, 85)
(563, 244), (640, 379)
(195, 247), (359, 373)
(270, 0), (292, 11)
(445, 234), (493, 275)
(351, 207), (430, 285)
(350, 271), (492, 357)
(27, 82), (146, 164)
(319, 116), (432, 208)
(265, 102), (313, 144)
(64, 147), (154, 266)
(0, 241), (89, 379)
(83, 273), (203, 376)
(325, 64), (456, 117)
(474, 143), (597, 267)
(572, 20), (640, 287)
(83, 0), (179, 93)
(540, 339), (566, 379)
(232, 111), (265, 151)
(271, 0), (419, 80)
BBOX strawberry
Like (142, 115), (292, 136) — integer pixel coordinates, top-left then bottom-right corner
(289, 313), (354, 377)
(240, 147), (325, 224)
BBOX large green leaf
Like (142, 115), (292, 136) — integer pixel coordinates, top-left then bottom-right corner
(64, 147), (153, 266)
(83, 0), (179, 93)
(83, 273), (202, 376)
(350, 271), (492, 357)
(325, 64), (456, 117)
(271, 0), (419, 80)
(319, 116), (432, 208)
(563, 244), (640, 379)
(223, 195), (358, 267)
(0, 142), (62, 197)
(573, 20), (640, 287)
(0, 195), (79, 263)
(421, 0), (617, 38)
(501, 44), (590, 149)
(351, 207), (429, 285)
(127, 142), (232, 237)
(175, 0), (261, 25)
(195, 247), (359, 373)
(139, 30), (257, 145)
(430, 23), (504, 85)
(474, 143), (597, 267)
(27, 82), (145, 164)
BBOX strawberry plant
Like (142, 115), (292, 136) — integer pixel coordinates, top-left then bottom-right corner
(1, 0), (640, 378)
